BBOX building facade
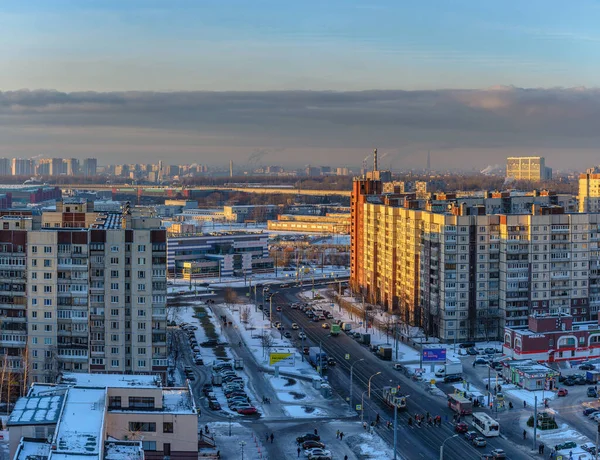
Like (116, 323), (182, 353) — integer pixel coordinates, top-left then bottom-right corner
(506, 156), (552, 182)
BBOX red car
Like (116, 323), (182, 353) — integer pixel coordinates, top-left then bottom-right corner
(454, 422), (469, 433)
(557, 388), (569, 397)
(237, 406), (258, 415)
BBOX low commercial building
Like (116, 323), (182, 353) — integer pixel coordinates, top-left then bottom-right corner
(503, 313), (600, 363)
(500, 360), (557, 391)
(223, 205), (280, 222)
(8, 373), (199, 460)
(267, 213), (350, 234)
(167, 232), (273, 278)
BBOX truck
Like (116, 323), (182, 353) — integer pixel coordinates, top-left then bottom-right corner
(234, 358), (244, 370)
(359, 333), (371, 345)
(330, 324), (341, 336)
(308, 347), (328, 371)
(382, 386), (408, 411)
(435, 360), (463, 378)
(340, 322), (353, 332)
(586, 371), (600, 383)
(447, 393), (473, 415)
(377, 345), (393, 361)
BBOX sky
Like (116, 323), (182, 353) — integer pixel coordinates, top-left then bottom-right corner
(2, 0), (600, 169)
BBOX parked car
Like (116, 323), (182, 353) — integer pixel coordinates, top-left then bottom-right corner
(302, 441), (326, 450)
(484, 348), (496, 355)
(575, 376), (587, 385)
(237, 406), (258, 415)
(291, 323), (299, 330)
(306, 449), (332, 460)
(474, 358), (489, 365)
(208, 399), (221, 410)
(467, 348), (479, 355)
(557, 388), (569, 397)
(454, 422), (469, 433)
(444, 375), (463, 383)
(583, 407), (598, 416)
(296, 433), (321, 443)
(284, 332), (292, 339)
(587, 387), (598, 398)
(555, 441), (577, 451)
(563, 378), (575, 386)
(580, 363), (596, 370)
(473, 437), (487, 448)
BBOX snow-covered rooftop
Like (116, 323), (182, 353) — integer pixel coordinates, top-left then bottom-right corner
(162, 389), (195, 414)
(8, 394), (64, 426)
(50, 388), (106, 459)
(60, 372), (161, 389)
(104, 441), (144, 460)
(13, 439), (52, 460)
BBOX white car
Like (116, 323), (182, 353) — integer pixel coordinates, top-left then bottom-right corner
(306, 449), (332, 460)
(298, 332), (307, 340)
(291, 323), (299, 330)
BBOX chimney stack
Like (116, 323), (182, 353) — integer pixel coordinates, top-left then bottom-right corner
(373, 148), (378, 172)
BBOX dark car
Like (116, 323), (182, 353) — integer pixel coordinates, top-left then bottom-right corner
(464, 431), (478, 441)
(302, 441), (326, 450)
(454, 422), (469, 433)
(208, 400), (221, 410)
(444, 374), (463, 383)
(563, 378), (575, 386)
(459, 342), (476, 349)
(555, 441), (577, 451)
(583, 407), (599, 416)
(327, 358), (336, 366)
(467, 348), (479, 355)
(580, 363), (596, 370)
(283, 332), (292, 339)
(474, 358), (488, 365)
(575, 376), (587, 385)
(588, 387), (598, 398)
(296, 434), (321, 443)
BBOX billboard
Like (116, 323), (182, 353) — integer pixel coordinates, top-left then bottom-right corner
(269, 351), (295, 367)
(422, 348), (446, 362)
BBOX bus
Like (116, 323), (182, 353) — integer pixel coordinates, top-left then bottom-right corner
(472, 412), (500, 437)
(447, 394), (472, 415)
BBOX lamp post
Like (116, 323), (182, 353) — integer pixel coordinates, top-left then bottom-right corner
(439, 434), (458, 460)
(368, 371), (381, 399)
(361, 390), (368, 423)
(349, 358), (365, 409)
(239, 440), (246, 460)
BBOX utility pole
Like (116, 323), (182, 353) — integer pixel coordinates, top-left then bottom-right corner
(393, 402), (398, 460)
(487, 365), (491, 407)
(394, 322), (399, 361)
(269, 295), (273, 329)
(596, 424), (599, 460)
(533, 395), (538, 452)
(319, 341), (323, 377)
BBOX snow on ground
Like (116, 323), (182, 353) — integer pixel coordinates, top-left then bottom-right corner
(282, 405), (327, 417)
(536, 424), (592, 459)
(178, 304), (231, 364)
(345, 431), (397, 460)
(500, 383), (557, 407)
(208, 421), (268, 460)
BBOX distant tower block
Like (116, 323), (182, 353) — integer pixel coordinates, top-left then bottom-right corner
(427, 151), (431, 172)
(229, 160), (233, 177)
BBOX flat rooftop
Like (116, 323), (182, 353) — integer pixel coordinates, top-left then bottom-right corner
(162, 389), (195, 414)
(8, 394), (64, 426)
(60, 372), (161, 389)
(104, 441), (144, 460)
(51, 388), (106, 458)
(13, 439), (52, 460)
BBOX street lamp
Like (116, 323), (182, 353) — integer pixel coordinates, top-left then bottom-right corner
(349, 358), (365, 409)
(439, 434), (458, 460)
(239, 440), (246, 460)
(368, 371), (381, 399)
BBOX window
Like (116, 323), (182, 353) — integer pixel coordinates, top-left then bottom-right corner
(109, 396), (121, 408)
(111, 321), (119, 329)
(138, 334), (146, 343)
(111, 245), (119, 252)
(111, 309), (119, 316)
(111, 270), (119, 278)
(111, 347), (119, 354)
(44, 338), (52, 345)
(32, 298), (37, 306)
(138, 271), (146, 279)
(138, 359), (146, 367)
(137, 284), (146, 291)
(138, 244), (146, 252)
(137, 309), (146, 317)
(44, 286), (52, 293)
(44, 246), (52, 253)
(137, 257), (146, 265)
(111, 334), (119, 342)
(111, 296), (119, 303)
(44, 273), (52, 280)
(110, 257), (119, 264)
(110, 283), (119, 290)
(138, 347), (146, 354)
(32, 285), (37, 292)
(142, 441), (156, 451)
(31, 259), (37, 267)
(111, 359), (119, 367)
(31, 311), (37, 318)
(44, 299), (52, 306)
(138, 322), (146, 330)
(128, 397), (155, 409)
(44, 325), (52, 332)
(32, 337), (38, 344)
(163, 422), (173, 433)
(43, 260), (51, 267)
(32, 246), (38, 253)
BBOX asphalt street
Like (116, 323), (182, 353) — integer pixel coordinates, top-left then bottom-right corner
(268, 287), (537, 460)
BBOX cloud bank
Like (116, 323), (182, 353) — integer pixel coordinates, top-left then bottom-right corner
(1, 87), (600, 169)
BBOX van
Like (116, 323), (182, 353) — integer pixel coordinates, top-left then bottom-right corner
(459, 342), (476, 349)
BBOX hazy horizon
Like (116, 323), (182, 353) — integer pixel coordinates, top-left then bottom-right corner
(3, 1), (600, 171)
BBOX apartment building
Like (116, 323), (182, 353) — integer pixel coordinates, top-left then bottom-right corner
(26, 211), (168, 384)
(8, 373), (199, 460)
(351, 176), (600, 342)
(506, 156), (552, 181)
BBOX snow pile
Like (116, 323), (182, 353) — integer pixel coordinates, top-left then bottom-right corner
(345, 431), (399, 459)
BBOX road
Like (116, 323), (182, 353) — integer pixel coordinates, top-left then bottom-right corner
(269, 287), (536, 460)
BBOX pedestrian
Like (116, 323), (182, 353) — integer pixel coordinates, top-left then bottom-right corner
(314, 428), (318, 435)
(270, 433), (274, 444)
(523, 400), (527, 408)
(363, 421), (367, 431)
(473, 361), (476, 367)
(344, 456), (348, 460)
(217, 451), (220, 459)
(340, 432), (344, 441)
(336, 430), (340, 439)
(523, 429), (526, 440)
(297, 446), (301, 457)
(540, 443), (545, 454)
(549, 450), (554, 459)
(205, 425), (209, 434)
(265, 433), (269, 443)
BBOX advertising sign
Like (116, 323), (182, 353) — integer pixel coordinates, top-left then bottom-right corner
(422, 347), (447, 362)
(269, 352), (295, 367)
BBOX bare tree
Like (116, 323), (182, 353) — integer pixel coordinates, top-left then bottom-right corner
(260, 332), (274, 359)
(240, 305), (251, 324)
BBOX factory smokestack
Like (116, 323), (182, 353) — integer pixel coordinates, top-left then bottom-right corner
(373, 148), (378, 172)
